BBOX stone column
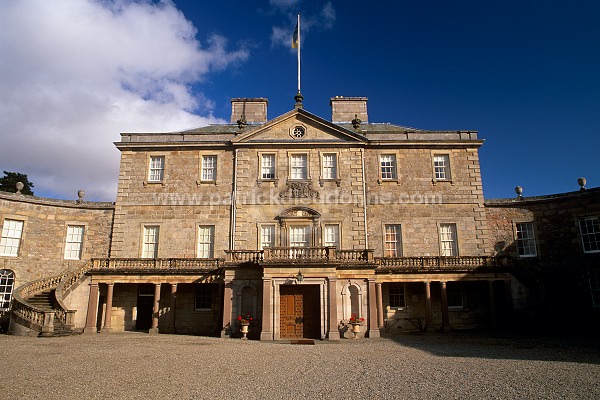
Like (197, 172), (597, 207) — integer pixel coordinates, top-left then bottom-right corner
(221, 280), (233, 338)
(260, 277), (273, 341)
(376, 282), (384, 328)
(84, 283), (99, 334)
(101, 283), (114, 333)
(488, 281), (497, 330)
(440, 281), (450, 332)
(327, 277), (340, 340)
(149, 283), (161, 334)
(424, 281), (433, 332)
(170, 284), (177, 334)
(367, 279), (380, 338)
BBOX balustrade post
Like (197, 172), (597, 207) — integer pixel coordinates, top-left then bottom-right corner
(263, 248), (271, 261)
(40, 311), (55, 336)
(326, 247), (336, 260)
(65, 310), (76, 331)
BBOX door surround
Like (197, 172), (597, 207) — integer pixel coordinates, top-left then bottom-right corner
(271, 277), (328, 340)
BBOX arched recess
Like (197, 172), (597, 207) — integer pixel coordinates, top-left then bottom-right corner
(235, 281), (258, 319)
(340, 280), (364, 321)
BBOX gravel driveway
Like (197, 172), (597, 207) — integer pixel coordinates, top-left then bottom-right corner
(1, 332), (598, 399)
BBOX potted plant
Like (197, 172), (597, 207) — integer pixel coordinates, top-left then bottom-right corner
(348, 313), (364, 338)
(237, 313), (253, 339)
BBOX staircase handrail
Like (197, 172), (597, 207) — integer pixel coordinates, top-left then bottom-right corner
(11, 273), (67, 334)
(54, 260), (94, 329)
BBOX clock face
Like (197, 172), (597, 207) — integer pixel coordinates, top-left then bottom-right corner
(291, 126), (306, 139)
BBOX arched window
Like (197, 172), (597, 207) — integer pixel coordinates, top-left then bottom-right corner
(0, 270), (15, 311)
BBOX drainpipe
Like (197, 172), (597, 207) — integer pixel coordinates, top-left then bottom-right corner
(230, 149), (238, 251)
(360, 148), (369, 249)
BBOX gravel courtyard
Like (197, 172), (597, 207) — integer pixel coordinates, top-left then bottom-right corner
(1, 332), (598, 399)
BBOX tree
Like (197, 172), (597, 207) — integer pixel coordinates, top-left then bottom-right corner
(0, 171), (35, 195)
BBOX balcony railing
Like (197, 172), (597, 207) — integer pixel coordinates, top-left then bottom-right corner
(376, 256), (512, 271)
(91, 258), (223, 271)
(88, 253), (510, 271)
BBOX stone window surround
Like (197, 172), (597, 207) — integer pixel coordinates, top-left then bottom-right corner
(318, 151), (341, 187)
(0, 216), (26, 258)
(63, 222), (87, 260)
(140, 224), (160, 259)
(431, 151), (454, 185)
(387, 282), (406, 310)
(377, 151), (399, 185)
(143, 154), (166, 187)
(256, 223), (277, 249)
(381, 222), (403, 258)
(196, 224), (215, 258)
(256, 151), (279, 187)
(578, 215), (600, 254)
(322, 222), (341, 249)
(437, 222), (460, 257)
(286, 150), (311, 181)
(197, 153), (219, 186)
(512, 220), (538, 258)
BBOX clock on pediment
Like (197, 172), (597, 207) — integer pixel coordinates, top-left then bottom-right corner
(290, 125), (306, 139)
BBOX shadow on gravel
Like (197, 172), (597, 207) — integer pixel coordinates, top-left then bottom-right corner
(384, 331), (600, 365)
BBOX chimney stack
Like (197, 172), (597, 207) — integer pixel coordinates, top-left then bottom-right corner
(330, 96), (368, 123)
(230, 98), (268, 124)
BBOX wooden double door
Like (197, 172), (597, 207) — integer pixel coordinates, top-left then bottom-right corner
(280, 285), (321, 339)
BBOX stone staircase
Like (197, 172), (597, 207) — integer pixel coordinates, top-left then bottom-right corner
(25, 290), (81, 337)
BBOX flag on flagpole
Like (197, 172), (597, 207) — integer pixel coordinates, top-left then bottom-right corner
(292, 21), (299, 48)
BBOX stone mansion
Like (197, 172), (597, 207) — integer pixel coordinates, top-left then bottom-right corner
(1, 96), (599, 338)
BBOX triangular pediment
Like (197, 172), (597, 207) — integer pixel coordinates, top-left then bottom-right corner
(232, 108), (367, 144)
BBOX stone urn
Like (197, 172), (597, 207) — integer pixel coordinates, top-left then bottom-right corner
(240, 323), (249, 340)
(350, 323), (361, 339)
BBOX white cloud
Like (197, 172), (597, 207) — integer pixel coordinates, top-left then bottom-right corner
(0, 0), (248, 201)
(270, 2), (336, 48)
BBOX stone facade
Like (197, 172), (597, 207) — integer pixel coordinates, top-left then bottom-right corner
(5, 95), (598, 338)
(0, 192), (113, 287)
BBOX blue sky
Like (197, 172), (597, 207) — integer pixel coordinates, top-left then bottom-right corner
(0, 0), (598, 200)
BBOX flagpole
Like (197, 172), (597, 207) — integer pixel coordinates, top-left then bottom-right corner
(297, 13), (301, 93)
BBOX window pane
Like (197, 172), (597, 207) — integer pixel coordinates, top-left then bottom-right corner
(195, 284), (214, 310)
(261, 154), (275, 179)
(0, 269), (15, 311)
(142, 226), (159, 259)
(290, 154), (308, 180)
(198, 225), (215, 258)
(447, 282), (463, 308)
(389, 283), (405, 308)
(324, 224), (339, 248)
(202, 156), (217, 181)
(380, 155), (396, 180)
(322, 154), (337, 180)
(434, 154), (450, 180)
(384, 224), (402, 257)
(516, 222), (536, 257)
(65, 225), (84, 260)
(149, 156), (164, 182)
(290, 226), (309, 247)
(260, 225), (275, 249)
(0, 219), (24, 256)
(579, 217), (600, 253)
(439, 224), (458, 256)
